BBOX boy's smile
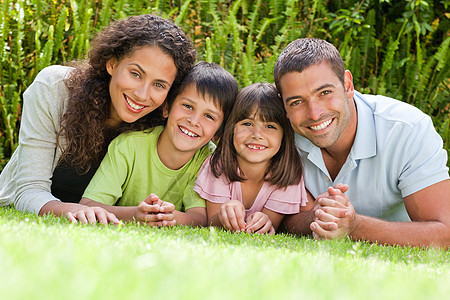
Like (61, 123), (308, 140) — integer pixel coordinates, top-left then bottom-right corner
(157, 83), (224, 169)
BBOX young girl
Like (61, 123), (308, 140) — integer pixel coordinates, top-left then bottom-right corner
(194, 83), (313, 234)
(0, 14), (196, 224)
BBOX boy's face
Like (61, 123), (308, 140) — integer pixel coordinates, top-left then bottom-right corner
(161, 83), (224, 156)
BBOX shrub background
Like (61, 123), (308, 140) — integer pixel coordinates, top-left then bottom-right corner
(0, 0), (449, 170)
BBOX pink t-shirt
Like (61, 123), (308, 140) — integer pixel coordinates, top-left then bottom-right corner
(193, 158), (307, 217)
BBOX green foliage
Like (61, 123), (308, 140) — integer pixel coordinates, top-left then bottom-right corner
(0, 0), (449, 169)
(1, 207), (450, 299)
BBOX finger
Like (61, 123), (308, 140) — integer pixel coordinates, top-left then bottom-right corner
(254, 220), (272, 234)
(65, 212), (78, 224)
(310, 221), (335, 239)
(159, 202), (175, 213)
(140, 203), (162, 214)
(318, 205), (349, 218)
(155, 213), (175, 221)
(315, 209), (340, 223)
(75, 212), (88, 224)
(143, 193), (160, 205)
(333, 183), (349, 193)
(318, 197), (348, 208)
(225, 206), (242, 232)
(95, 210), (109, 225)
(161, 220), (177, 227)
(268, 226), (276, 235)
(106, 212), (121, 225)
(234, 206), (246, 231)
(218, 209), (233, 231)
(314, 218), (338, 231)
(246, 215), (265, 233)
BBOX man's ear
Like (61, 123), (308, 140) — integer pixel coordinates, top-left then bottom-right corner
(162, 102), (169, 118)
(344, 70), (355, 99)
(106, 58), (117, 76)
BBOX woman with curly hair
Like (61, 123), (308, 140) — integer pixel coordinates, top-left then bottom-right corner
(0, 14), (197, 224)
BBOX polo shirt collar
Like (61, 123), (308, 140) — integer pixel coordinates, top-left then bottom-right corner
(296, 91), (377, 160)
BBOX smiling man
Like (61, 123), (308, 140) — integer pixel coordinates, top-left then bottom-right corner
(274, 38), (450, 248)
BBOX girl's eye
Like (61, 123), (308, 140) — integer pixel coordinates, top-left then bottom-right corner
(267, 124), (277, 129)
(205, 114), (215, 121)
(242, 121), (252, 126)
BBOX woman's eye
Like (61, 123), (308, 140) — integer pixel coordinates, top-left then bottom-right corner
(131, 71), (141, 78)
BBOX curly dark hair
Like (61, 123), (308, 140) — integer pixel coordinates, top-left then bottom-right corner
(58, 14), (197, 172)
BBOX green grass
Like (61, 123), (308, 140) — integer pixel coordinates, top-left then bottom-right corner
(0, 207), (449, 300)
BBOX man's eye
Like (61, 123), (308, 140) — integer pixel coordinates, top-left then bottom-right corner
(321, 90), (331, 96)
(290, 100), (302, 106)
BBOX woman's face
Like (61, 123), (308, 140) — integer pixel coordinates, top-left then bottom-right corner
(106, 46), (177, 126)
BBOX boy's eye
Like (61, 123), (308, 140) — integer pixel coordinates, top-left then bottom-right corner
(183, 104), (193, 110)
(205, 114), (215, 121)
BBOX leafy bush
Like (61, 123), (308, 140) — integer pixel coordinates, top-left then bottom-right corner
(1, 0), (448, 169)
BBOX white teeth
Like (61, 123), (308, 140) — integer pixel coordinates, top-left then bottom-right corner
(125, 95), (145, 110)
(310, 119), (332, 131)
(247, 145), (267, 150)
(180, 127), (199, 137)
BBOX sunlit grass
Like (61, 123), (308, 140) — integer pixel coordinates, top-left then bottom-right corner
(0, 207), (449, 299)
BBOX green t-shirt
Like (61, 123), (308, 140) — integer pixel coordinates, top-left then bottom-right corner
(82, 126), (215, 211)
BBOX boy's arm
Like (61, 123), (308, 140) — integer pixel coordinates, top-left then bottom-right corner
(81, 194), (176, 225)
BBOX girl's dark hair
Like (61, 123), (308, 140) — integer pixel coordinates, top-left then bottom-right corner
(165, 61), (238, 138)
(58, 14), (196, 172)
(210, 83), (303, 188)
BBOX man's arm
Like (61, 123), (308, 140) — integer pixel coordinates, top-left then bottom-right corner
(313, 180), (450, 248)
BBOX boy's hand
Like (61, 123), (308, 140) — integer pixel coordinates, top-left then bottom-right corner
(245, 212), (275, 234)
(218, 200), (246, 232)
(135, 194), (176, 227)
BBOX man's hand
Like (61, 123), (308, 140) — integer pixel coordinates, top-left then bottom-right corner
(311, 184), (358, 239)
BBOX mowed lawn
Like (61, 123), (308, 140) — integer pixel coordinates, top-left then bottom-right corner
(0, 207), (448, 300)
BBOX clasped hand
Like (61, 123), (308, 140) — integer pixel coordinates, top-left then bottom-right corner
(218, 200), (275, 234)
(135, 193), (177, 227)
(310, 183), (357, 239)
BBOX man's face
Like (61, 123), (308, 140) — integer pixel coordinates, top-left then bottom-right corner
(279, 62), (355, 149)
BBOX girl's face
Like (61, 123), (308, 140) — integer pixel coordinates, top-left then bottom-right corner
(233, 111), (284, 169)
(106, 46), (178, 126)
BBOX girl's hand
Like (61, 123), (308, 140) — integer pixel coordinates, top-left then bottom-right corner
(218, 200), (246, 232)
(65, 206), (120, 225)
(135, 193), (176, 227)
(245, 212), (275, 234)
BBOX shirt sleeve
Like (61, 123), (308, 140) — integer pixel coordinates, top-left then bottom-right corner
(6, 66), (70, 214)
(398, 115), (449, 197)
(193, 158), (232, 204)
(264, 178), (307, 214)
(82, 137), (130, 205)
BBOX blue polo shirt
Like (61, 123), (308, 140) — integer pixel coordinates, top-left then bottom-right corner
(297, 91), (449, 221)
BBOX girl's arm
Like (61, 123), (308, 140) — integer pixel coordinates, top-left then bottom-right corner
(206, 200), (246, 231)
(173, 207), (207, 226)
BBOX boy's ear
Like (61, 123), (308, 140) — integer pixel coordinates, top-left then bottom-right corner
(162, 102), (169, 118)
(212, 135), (220, 144)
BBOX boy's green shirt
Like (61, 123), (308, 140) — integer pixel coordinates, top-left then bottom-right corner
(82, 126), (216, 211)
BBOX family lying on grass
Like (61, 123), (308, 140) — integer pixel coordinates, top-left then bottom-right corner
(0, 14), (449, 248)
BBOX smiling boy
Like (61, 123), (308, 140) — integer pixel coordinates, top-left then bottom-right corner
(80, 62), (238, 226)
